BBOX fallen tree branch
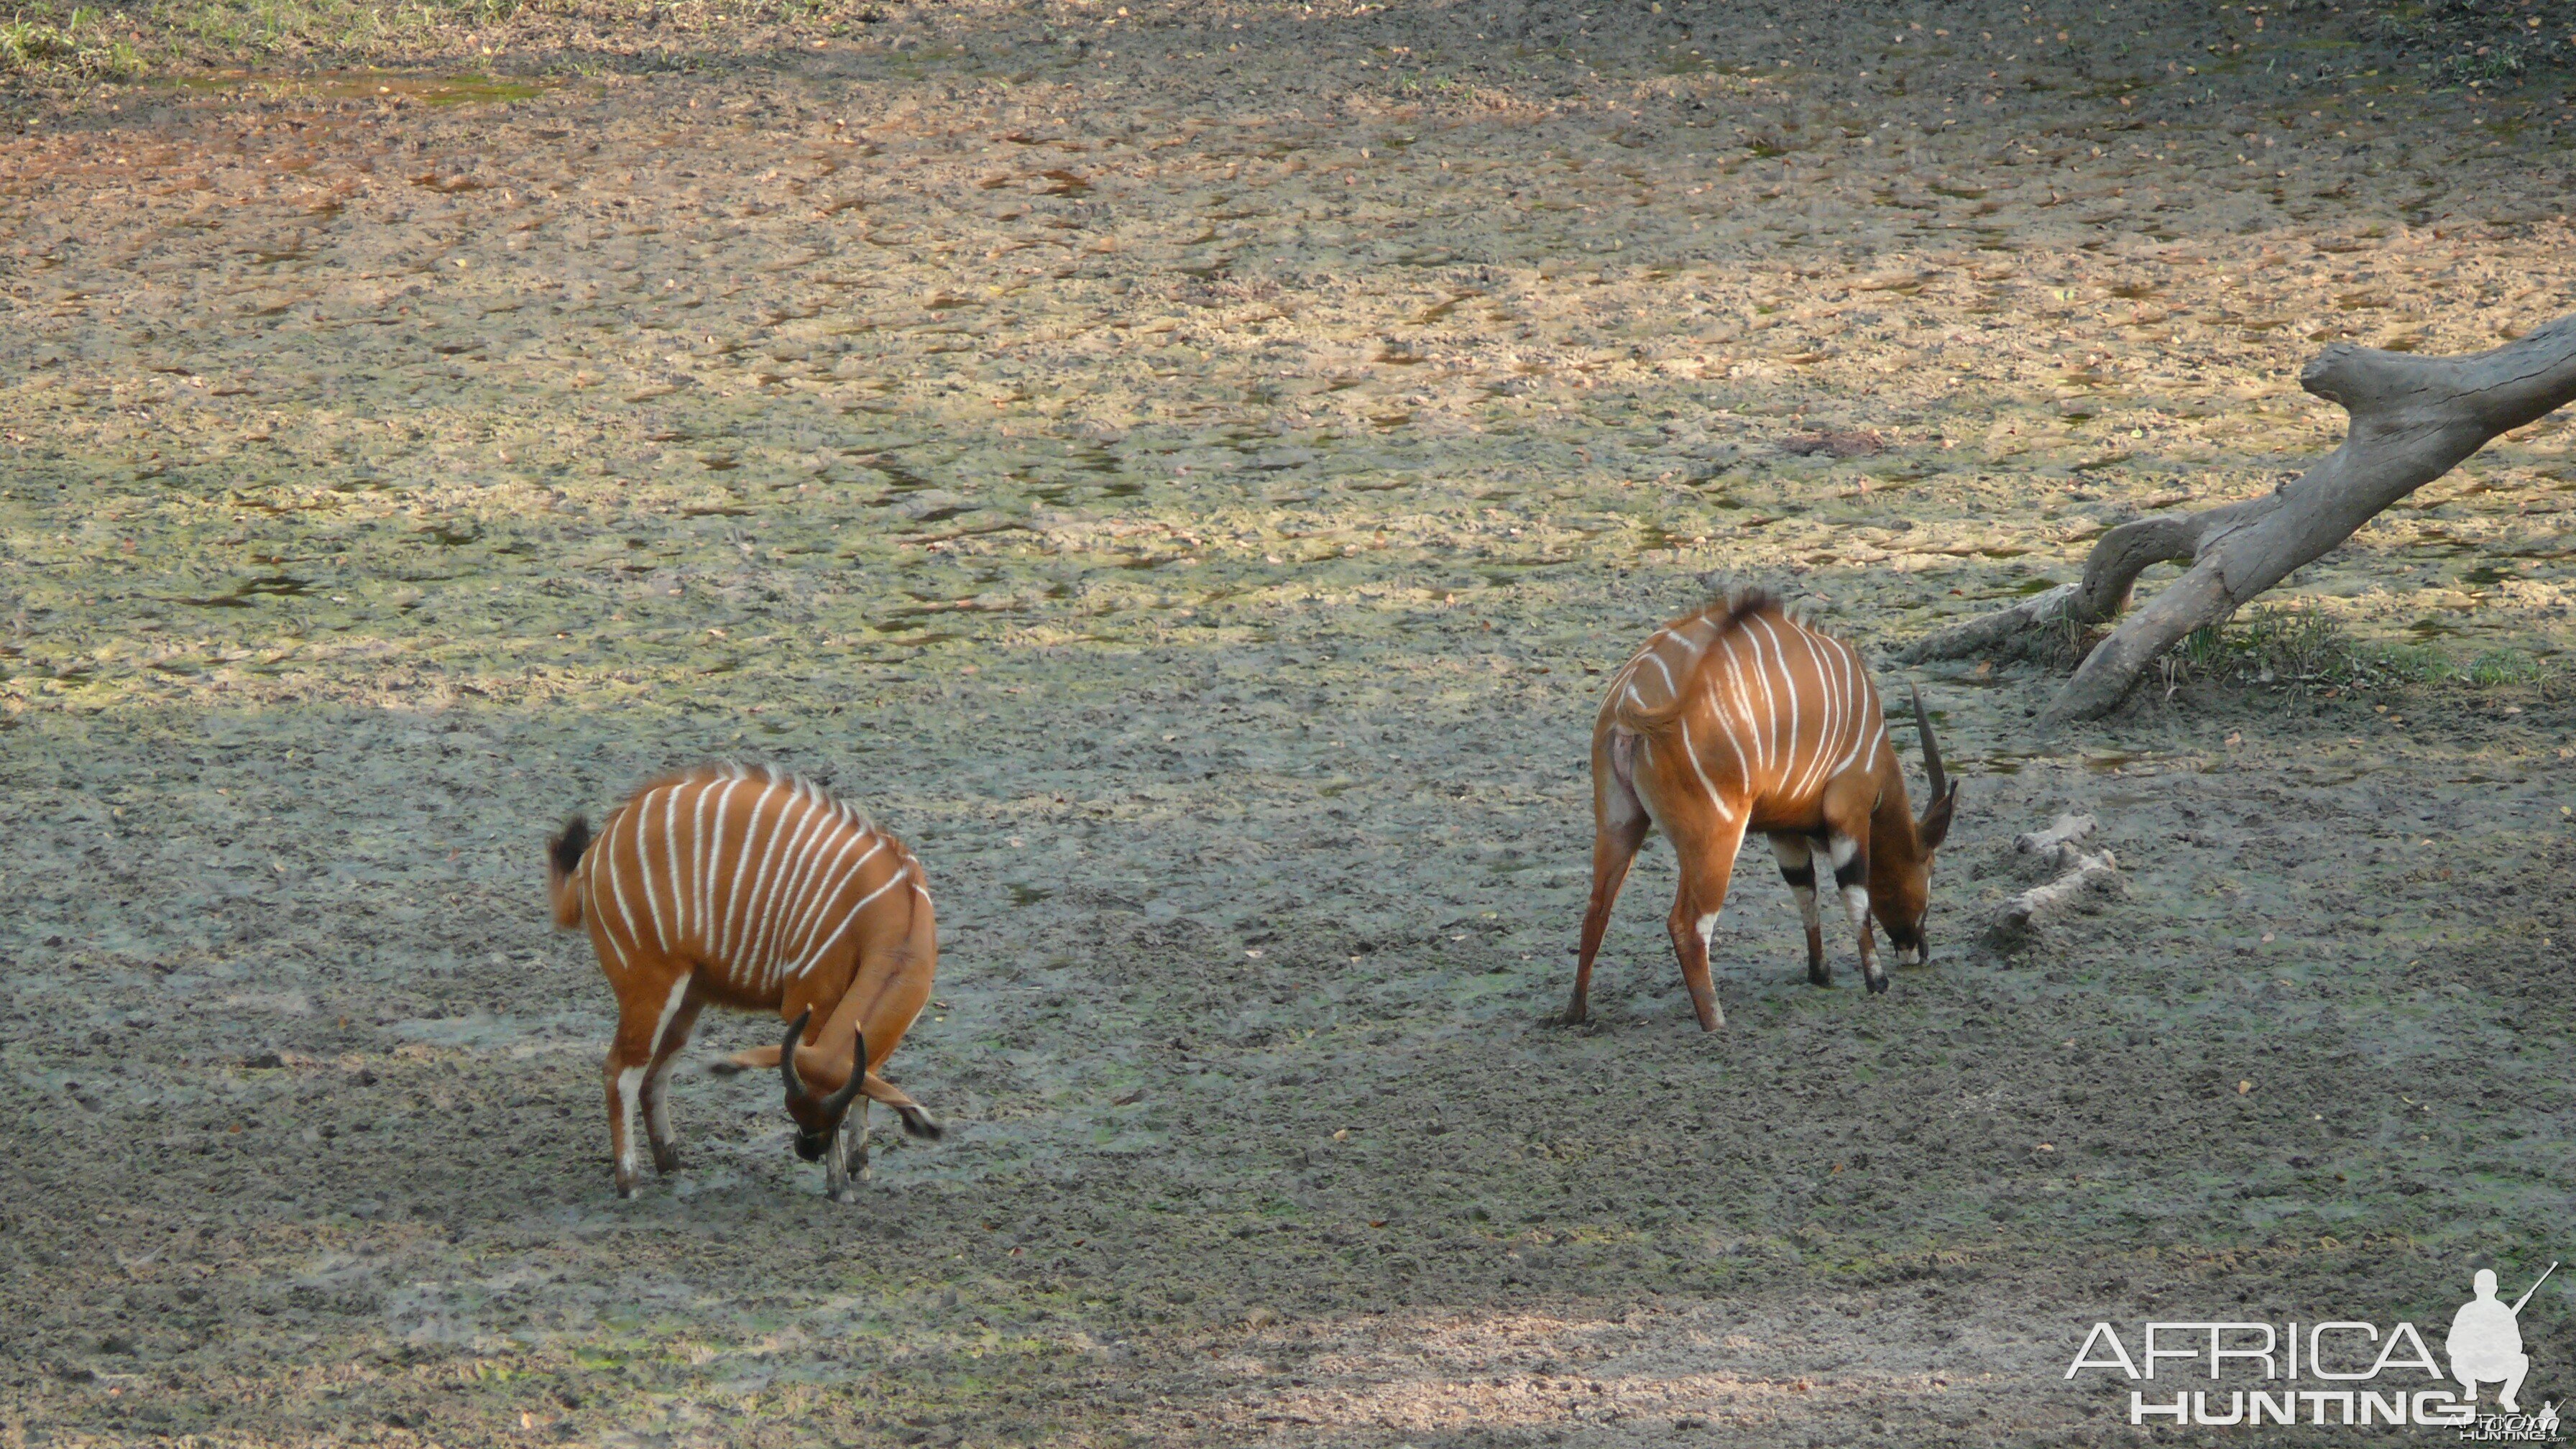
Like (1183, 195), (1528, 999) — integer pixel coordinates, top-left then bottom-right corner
(1986, 814), (2120, 950)
(1903, 313), (2576, 724)
(2012, 811), (2099, 855)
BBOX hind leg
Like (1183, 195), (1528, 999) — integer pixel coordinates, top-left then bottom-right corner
(859, 1073), (944, 1139)
(604, 972), (691, 1198)
(1665, 811), (1750, 1031)
(1769, 834), (1830, 985)
(1570, 728), (1653, 1024)
(640, 991), (703, 1174)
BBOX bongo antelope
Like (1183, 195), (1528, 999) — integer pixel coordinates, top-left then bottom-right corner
(1569, 592), (1957, 1031)
(546, 763), (943, 1201)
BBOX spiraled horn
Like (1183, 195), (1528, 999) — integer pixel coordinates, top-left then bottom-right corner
(820, 1027), (868, 1122)
(1909, 681), (1949, 805)
(778, 1007), (814, 1101)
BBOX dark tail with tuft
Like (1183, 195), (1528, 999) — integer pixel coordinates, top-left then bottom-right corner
(547, 814), (592, 929)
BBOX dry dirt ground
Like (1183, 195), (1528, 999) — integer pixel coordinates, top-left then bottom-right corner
(4, 1), (2576, 1444)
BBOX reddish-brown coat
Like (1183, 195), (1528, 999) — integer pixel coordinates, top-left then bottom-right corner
(1570, 594), (1956, 1030)
(548, 763), (938, 1197)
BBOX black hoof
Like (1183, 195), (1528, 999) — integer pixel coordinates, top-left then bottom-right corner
(898, 1107), (944, 1141)
(652, 1146), (681, 1174)
(1865, 974), (1890, 995)
(704, 1059), (745, 1077)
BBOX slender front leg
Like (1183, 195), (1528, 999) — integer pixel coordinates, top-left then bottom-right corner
(1827, 833), (1887, 995)
(824, 1100), (870, 1203)
(849, 1099), (875, 1190)
(1769, 834), (1829, 985)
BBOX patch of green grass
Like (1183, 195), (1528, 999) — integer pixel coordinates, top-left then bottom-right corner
(1, 0), (551, 80)
(2162, 602), (2543, 695)
(1, 8), (142, 76)
(2466, 647), (2546, 686)
(139, 0), (518, 63)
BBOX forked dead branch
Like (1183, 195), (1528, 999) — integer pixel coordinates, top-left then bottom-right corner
(1903, 313), (2576, 724)
(1984, 812), (2122, 952)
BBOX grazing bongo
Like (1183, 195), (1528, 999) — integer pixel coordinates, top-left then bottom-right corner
(546, 763), (942, 1201)
(1570, 592), (1958, 1031)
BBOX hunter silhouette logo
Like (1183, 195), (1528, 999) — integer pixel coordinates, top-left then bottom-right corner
(2452, 1264), (2554, 1414)
(2065, 1260), (2561, 1435)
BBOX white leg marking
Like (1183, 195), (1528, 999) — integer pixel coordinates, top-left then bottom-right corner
(1841, 884), (1872, 934)
(1770, 836), (1823, 934)
(615, 1066), (646, 1179)
(1828, 835), (1860, 871)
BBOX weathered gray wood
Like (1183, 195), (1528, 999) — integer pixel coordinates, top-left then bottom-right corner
(1986, 820), (2122, 951)
(1903, 313), (2576, 724)
(2012, 811), (2098, 855)
(1987, 841), (2121, 949)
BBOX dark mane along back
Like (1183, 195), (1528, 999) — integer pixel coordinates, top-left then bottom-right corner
(1614, 589), (1782, 731)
